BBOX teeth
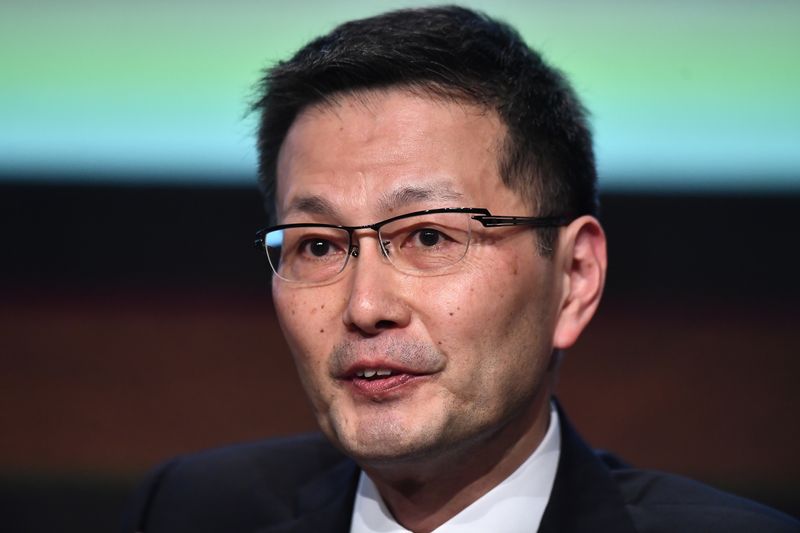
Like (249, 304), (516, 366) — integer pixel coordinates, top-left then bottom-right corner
(355, 368), (393, 379)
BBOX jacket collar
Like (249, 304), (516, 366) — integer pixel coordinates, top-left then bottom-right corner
(538, 401), (638, 533)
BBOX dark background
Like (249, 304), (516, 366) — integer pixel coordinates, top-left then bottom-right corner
(1, 180), (798, 531)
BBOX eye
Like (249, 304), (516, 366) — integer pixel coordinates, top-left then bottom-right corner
(301, 238), (334, 257)
(414, 228), (443, 247)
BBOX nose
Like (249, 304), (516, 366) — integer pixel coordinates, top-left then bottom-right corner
(342, 236), (411, 336)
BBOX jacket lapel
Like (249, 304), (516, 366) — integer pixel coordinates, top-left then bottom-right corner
(538, 403), (638, 533)
(257, 457), (359, 533)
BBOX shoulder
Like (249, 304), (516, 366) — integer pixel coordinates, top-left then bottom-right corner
(122, 433), (355, 533)
(600, 455), (799, 533)
(156, 432), (347, 487)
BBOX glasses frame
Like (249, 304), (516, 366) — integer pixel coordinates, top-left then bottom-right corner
(254, 207), (574, 282)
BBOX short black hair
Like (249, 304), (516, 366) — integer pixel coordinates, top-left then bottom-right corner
(252, 5), (597, 252)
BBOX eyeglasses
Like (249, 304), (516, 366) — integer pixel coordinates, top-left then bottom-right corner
(255, 207), (572, 284)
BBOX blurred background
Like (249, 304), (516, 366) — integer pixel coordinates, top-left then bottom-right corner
(1, 1), (798, 531)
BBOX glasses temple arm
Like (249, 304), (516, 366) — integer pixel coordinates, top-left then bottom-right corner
(474, 215), (574, 227)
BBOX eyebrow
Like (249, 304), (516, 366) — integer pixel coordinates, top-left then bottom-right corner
(282, 182), (464, 221)
(283, 195), (339, 219)
(377, 183), (463, 213)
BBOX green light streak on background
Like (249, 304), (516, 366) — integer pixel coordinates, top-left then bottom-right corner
(1, 0), (798, 190)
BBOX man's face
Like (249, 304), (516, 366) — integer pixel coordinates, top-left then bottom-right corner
(272, 89), (565, 464)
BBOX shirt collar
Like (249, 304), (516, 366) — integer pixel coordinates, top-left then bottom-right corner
(350, 404), (561, 533)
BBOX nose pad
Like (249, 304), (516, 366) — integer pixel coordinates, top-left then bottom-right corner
(380, 240), (392, 258)
(348, 241), (391, 262)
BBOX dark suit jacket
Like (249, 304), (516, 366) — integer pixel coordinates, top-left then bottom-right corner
(122, 407), (798, 532)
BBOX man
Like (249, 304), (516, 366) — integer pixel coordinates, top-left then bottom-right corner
(123, 6), (797, 533)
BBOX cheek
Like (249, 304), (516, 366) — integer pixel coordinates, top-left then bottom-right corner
(433, 255), (538, 335)
(418, 276), (480, 353)
(431, 255), (553, 384)
(273, 288), (343, 415)
(273, 287), (338, 365)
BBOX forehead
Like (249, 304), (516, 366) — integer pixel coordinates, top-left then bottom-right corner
(275, 89), (523, 221)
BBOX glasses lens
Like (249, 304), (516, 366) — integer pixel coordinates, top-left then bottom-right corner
(379, 212), (471, 273)
(264, 226), (350, 283)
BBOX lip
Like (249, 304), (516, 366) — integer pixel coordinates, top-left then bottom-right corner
(346, 372), (431, 399)
(336, 361), (435, 400)
(338, 360), (424, 379)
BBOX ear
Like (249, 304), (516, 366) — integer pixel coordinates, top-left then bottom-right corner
(552, 215), (607, 349)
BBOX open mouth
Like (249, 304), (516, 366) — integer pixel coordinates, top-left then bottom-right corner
(346, 367), (426, 396)
(354, 368), (395, 380)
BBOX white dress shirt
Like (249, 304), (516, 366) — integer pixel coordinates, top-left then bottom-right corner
(349, 404), (561, 533)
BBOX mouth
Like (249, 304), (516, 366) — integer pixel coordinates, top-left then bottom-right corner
(354, 368), (398, 379)
(340, 365), (430, 398)
(330, 340), (446, 400)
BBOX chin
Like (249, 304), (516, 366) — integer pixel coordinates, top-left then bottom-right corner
(345, 441), (445, 468)
(329, 420), (466, 468)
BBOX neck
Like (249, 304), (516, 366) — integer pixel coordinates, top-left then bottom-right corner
(362, 388), (553, 533)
